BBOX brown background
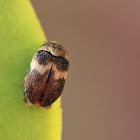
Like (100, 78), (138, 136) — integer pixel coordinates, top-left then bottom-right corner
(31, 0), (140, 140)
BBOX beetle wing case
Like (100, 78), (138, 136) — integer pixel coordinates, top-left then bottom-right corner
(23, 41), (69, 110)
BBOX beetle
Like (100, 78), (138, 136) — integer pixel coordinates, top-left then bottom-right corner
(23, 41), (69, 111)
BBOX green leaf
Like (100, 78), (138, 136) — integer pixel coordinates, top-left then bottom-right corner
(0, 0), (62, 140)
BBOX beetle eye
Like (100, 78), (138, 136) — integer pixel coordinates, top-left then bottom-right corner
(58, 48), (62, 50)
(52, 45), (55, 48)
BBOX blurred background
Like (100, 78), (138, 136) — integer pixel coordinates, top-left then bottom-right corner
(31, 0), (140, 140)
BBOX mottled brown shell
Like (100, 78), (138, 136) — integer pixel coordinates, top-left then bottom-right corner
(23, 41), (69, 110)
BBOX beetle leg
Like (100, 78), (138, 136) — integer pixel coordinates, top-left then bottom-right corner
(34, 102), (41, 107)
(23, 96), (32, 106)
(42, 105), (52, 111)
(22, 79), (25, 84)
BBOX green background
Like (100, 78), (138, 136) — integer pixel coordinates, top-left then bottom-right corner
(0, 0), (62, 140)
